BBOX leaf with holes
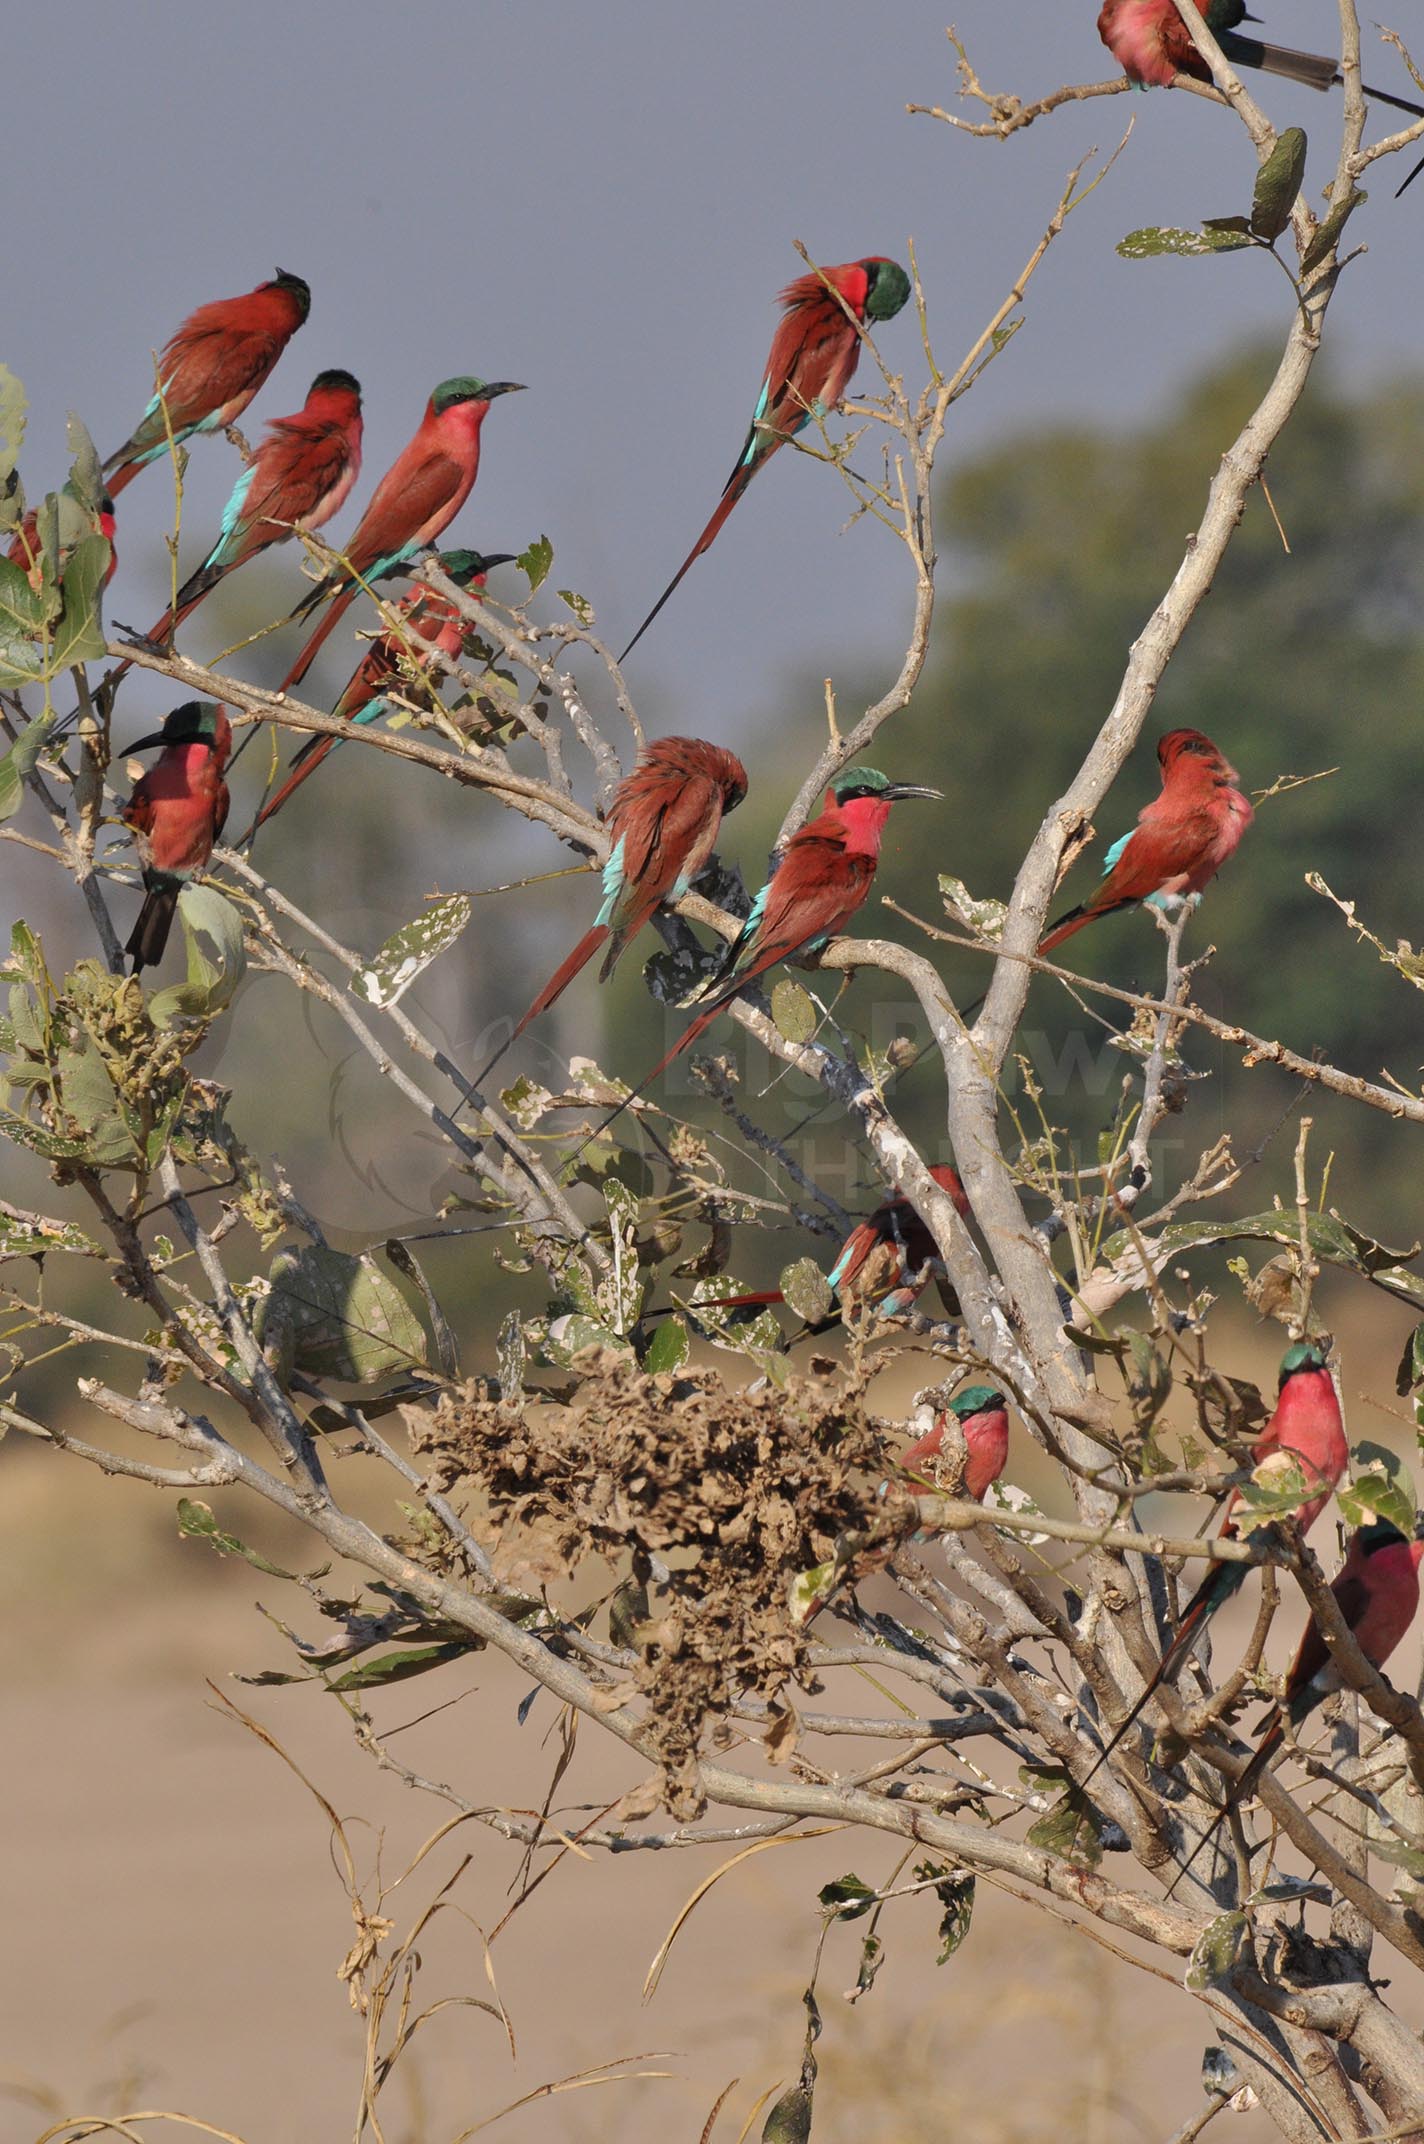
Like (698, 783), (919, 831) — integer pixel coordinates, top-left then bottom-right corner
(938, 872), (1007, 942)
(352, 893), (470, 1009)
(254, 1246), (427, 1385)
(518, 534), (553, 593)
(915, 1861), (975, 1962)
(819, 1873), (877, 1922)
(1117, 224), (1253, 259)
(780, 1257), (833, 1326)
(1339, 1441), (1417, 1537)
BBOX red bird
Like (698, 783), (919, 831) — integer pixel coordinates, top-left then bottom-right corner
(1097, 0), (1424, 112)
(273, 374), (525, 701)
(1084, 1341), (1347, 1786)
(247, 548), (514, 836)
(902, 1385), (1011, 1503)
(1039, 728), (1252, 957)
(104, 270), (311, 498)
(7, 489), (116, 592)
(146, 370), (363, 646)
(471, 735), (750, 1091)
(121, 702), (232, 971)
(619, 257), (912, 660)
(1174, 1518), (1424, 1891)
(702, 1165), (969, 1330)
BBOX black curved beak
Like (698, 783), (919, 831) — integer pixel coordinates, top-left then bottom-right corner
(480, 383), (526, 400)
(124, 731), (174, 753)
(883, 782), (943, 802)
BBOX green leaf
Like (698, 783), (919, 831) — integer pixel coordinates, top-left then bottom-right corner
(1301, 187), (1366, 274)
(1339, 1441), (1417, 1536)
(517, 534), (553, 593)
(351, 893), (471, 1009)
(643, 1316), (689, 1374)
(1100, 1210), (1424, 1311)
(762, 2086), (813, 2144)
(914, 1861), (975, 1962)
(1232, 1453), (1311, 1533)
(939, 872), (1007, 941)
(771, 978), (817, 1046)
(557, 588), (594, 626)
(0, 365), (26, 493)
(1251, 128), (1307, 242)
(176, 1497), (306, 1578)
(48, 532), (110, 671)
(383, 1237), (459, 1379)
(819, 1872), (877, 1922)
(328, 1642), (471, 1691)
(0, 709), (57, 822)
(1116, 224), (1254, 260)
(65, 412), (104, 511)
(1185, 1910), (1248, 1992)
(0, 1213), (98, 1261)
(147, 885), (246, 1028)
(779, 1256), (834, 1327)
(255, 1245), (428, 1385)
(1398, 1324), (1424, 1397)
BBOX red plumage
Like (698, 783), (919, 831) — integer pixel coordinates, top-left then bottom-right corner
(1039, 728), (1252, 956)
(901, 1393), (1011, 1504)
(122, 705), (232, 971)
(104, 271), (311, 497)
(149, 370), (363, 645)
(619, 258), (907, 660)
(274, 378), (523, 701)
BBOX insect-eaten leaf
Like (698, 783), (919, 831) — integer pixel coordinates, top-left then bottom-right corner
(352, 893), (471, 1009)
(818, 1872), (877, 1922)
(1339, 1441), (1417, 1538)
(938, 872), (1007, 942)
(914, 1860), (975, 1963)
(1116, 224), (1253, 260)
(557, 587), (594, 626)
(517, 533), (553, 593)
(1251, 127), (1307, 242)
(1023, 1765), (1107, 1866)
(255, 1245), (428, 1385)
(779, 1256), (833, 1327)
(1186, 1910), (1248, 1992)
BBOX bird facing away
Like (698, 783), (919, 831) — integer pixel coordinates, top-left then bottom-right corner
(1174, 1519), (1424, 1893)
(1098, 0), (1424, 113)
(146, 370), (364, 646)
(121, 701), (232, 972)
(469, 734), (750, 1092)
(104, 270), (311, 497)
(619, 256), (912, 661)
(1082, 1340), (1347, 1788)
(1039, 728), (1253, 957)
(246, 548), (514, 837)
(901, 1385), (1011, 1504)
(272, 375), (525, 701)
(699, 1164), (970, 1332)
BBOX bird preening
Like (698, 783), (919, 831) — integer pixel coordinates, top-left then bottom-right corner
(1097, 0), (1424, 115)
(618, 256), (912, 662)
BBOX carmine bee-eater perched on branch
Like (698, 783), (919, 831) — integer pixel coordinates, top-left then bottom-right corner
(272, 375), (525, 702)
(246, 548), (515, 837)
(700, 1165), (969, 1332)
(901, 1385), (1011, 1504)
(469, 735), (750, 1092)
(104, 270), (311, 498)
(1039, 729), (1252, 958)
(619, 257), (912, 661)
(121, 702), (232, 972)
(587, 766), (940, 1146)
(1083, 1340), (1346, 1789)
(1173, 1518), (1424, 1893)
(1098, 0), (1424, 112)
(145, 371), (363, 647)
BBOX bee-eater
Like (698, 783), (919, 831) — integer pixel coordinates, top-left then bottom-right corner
(1175, 1519), (1424, 1891)
(1085, 1341), (1346, 1784)
(104, 271), (311, 498)
(619, 257), (912, 661)
(470, 735), (750, 1090)
(246, 548), (514, 836)
(1039, 728), (1252, 957)
(901, 1384), (1011, 1503)
(1098, 0), (1424, 112)
(273, 376), (525, 699)
(121, 702), (232, 972)
(700, 1164), (969, 1330)
(7, 487), (117, 591)
(146, 370), (363, 645)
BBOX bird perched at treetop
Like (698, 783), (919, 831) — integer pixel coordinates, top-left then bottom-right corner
(619, 257), (912, 661)
(1098, 0), (1424, 114)
(1039, 728), (1252, 958)
(104, 270), (311, 497)
(121, 702), (232, 972)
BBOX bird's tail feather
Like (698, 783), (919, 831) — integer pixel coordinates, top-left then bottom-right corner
(618, 469), (755, 664)
(126, 881), (179, 972)
(1218, 32), (1336, 90)
(1077, 1562), (1239, 1793)
(466, 925), (612, 1097)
